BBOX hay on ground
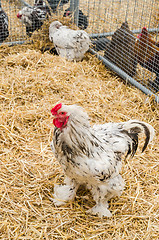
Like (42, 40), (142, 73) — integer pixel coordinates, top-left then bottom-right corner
(0, 0), (159, 238)
(0, 44), (159, 239)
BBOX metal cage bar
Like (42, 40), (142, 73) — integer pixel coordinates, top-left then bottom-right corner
(90, 48), (159, 103)
(0, 0), (158, 102)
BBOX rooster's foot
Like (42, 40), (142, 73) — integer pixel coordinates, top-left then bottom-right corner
(53, 184), (78, 206)
(87, 203), (112, 218)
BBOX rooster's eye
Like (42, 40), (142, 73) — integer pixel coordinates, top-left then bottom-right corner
(61, 112), (65, 115)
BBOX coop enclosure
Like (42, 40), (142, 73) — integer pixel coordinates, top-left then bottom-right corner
(1, 0), (159, 102)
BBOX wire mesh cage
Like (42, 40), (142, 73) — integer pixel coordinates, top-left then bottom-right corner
(1, 0), (159, 101)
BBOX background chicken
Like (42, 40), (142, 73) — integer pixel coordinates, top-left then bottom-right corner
(0, 3), (9, 43)
(134, 27), (159, 92)
(49, 21), (90, 61)
(50, 103), (154, 217)
(17, 0), (51, 37)
(104, 21), (137, 77)
(63, 7), (88, 30)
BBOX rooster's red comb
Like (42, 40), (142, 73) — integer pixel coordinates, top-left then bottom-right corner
(51, 103), (62, 115)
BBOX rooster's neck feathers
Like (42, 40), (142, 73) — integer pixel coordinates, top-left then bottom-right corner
(53, 105), (110, 162)
(54, 105), (94, 158)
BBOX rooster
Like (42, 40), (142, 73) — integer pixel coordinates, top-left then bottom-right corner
(135, 27), (159, 92)
(0, 4), (9, 43)
(49, 21), (90, 61)
(50, 103), (154, 217)
(63, 7), (88, 30)
(17, 0), (51, 37)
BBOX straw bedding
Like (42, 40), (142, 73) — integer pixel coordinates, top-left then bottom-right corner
(0, 42), (159, 239)
(0, 2), (159, 240)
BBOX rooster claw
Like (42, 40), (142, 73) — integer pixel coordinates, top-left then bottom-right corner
(52, 184), (78, 206)
(87, 204), (112, 218)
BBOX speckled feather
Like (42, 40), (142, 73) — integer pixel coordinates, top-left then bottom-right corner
(17, 0), (51, 37)
(0, 6), (9, 43)
(49, 21), (90, 61)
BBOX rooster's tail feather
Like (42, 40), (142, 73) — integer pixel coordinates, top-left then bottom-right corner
(122, 120), (155, 157)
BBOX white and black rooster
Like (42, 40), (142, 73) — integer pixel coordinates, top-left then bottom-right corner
(49, 21), (90, 61)
(50, 103), (155, 217)
(17, 0), (51, 37)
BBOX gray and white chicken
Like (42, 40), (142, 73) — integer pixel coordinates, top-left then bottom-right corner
(50, 103), (155, 217)
(17, 0), (51, 37)
(49, 21), (90, 61)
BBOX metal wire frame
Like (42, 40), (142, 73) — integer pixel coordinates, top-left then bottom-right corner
(0, 0), (158, 102)
(90, 28), (159, 39)
(90, 48), (159, 103)
(79, 0), (159, 102)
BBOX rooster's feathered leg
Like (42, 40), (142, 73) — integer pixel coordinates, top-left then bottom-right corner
(87, 175), (125, 217)
(53, 177), (79, 206)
